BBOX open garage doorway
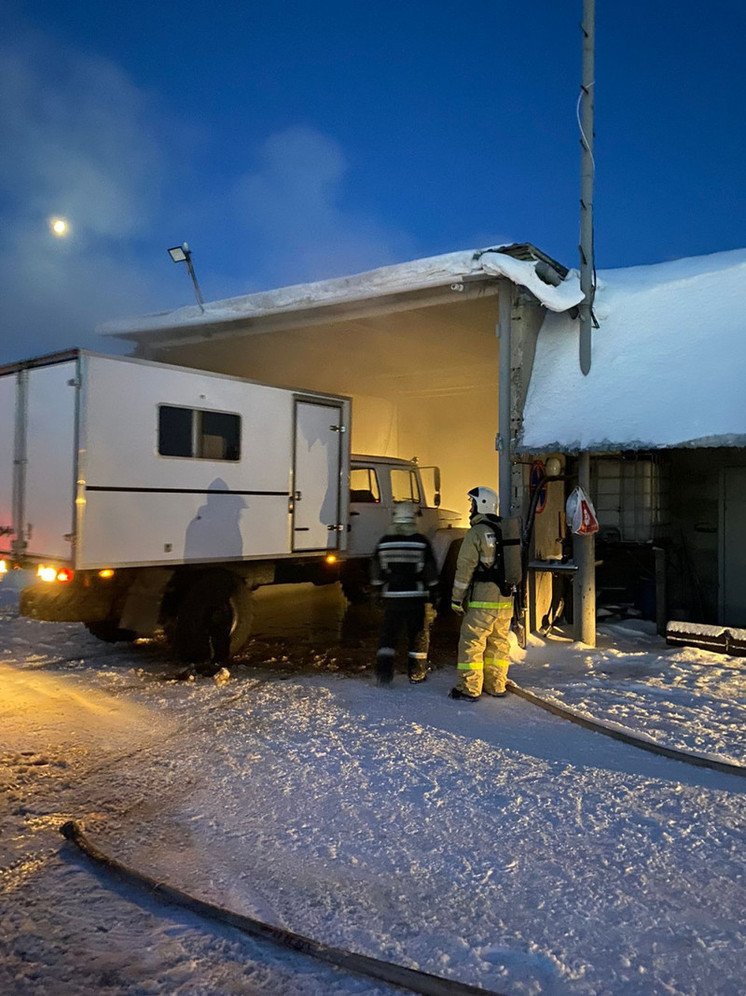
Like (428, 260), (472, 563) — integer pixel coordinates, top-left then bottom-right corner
(143, 292), (502, 518)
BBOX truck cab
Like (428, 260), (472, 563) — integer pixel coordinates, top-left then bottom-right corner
(342, 454), (465, 603)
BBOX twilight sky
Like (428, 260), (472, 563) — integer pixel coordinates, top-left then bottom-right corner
(1, 0), (744, 361)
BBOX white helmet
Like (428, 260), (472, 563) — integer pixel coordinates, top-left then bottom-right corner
(392, 502), (418, 526)
(467, 485), (498, 518)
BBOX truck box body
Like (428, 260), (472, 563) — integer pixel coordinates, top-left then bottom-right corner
(0, 351), (350, 571)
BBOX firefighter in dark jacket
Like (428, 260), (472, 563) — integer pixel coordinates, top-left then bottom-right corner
(450, 486), (514, 700)
(370, 503), (439, 686)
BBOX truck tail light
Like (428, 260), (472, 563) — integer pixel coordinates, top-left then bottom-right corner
(37, 565), (74, 583)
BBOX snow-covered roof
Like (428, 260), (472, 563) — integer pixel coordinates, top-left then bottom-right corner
(104, 245), (583, 340)
(520, 248), (746, 453)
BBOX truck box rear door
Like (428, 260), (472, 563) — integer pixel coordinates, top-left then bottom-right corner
(20, 360), (78, 563)
(292, 399), (343, 552)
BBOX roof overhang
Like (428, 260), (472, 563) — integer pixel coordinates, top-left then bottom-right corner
(110, 276), (501, 351)
(102, 244), (580, 351)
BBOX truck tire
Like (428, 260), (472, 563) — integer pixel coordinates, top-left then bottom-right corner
(84, 621), (138, 643)
(340, 561), (373, 604)
(171, 571), (254, 664)
(436, 538), (463, 614)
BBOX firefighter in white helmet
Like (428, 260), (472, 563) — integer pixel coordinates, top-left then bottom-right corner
(370, 502), (439, 685)
(449, 486), (514, 700)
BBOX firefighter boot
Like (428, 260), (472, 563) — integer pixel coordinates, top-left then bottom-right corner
(375, 648), (395, 686)
(449, 687), (480, 701)
(408, 652), (428, 683)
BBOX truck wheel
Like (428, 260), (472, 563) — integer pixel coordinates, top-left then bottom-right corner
(340, 561), (373, 604)
(171, 571), (254, 664)
(436, 538), (463, 614)
(84, 621), (138, 643)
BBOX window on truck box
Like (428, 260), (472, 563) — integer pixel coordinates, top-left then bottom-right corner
(158, 405), (241, 461)
(349, 467), (380, 503)
(391, 468), (421, 503)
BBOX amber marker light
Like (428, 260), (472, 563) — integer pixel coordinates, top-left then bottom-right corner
(325, 554), (337, 564)
(98, 569), (115, 579)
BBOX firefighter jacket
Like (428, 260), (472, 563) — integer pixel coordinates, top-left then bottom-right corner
(452, 513), (512, 609)
(371, 530), (439, 600)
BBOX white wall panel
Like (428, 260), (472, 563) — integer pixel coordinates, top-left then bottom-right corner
(79, 491), (290, 568)
(82, 354), (293, 494)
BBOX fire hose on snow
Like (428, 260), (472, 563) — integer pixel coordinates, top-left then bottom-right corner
(506, 681), (746, 777)
(60, 820), (507, 996)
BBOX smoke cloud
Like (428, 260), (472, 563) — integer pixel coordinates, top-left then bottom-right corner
(231, 126), (413, 284)
(0, 30), (179, 361)
(0, 33), (411, 364)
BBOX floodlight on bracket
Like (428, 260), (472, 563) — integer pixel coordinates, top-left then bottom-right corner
(167, 242), (205, 312)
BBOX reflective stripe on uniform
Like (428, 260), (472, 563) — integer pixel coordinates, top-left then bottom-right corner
(408, 651), (427, 659)
(378, 541), (430, 550)
(378, 541), (428, 565)
(484, 658), (509, 668)
(467, 600), (513, 610)
(379, 550), (426, 565)
(457, 661), (484, 671)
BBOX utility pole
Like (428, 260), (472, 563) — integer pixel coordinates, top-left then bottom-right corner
(575, 451), (596, 645)
(575, 0), (597, 646)
(579, 0), (595, 376)
(497, 279), (513, 517)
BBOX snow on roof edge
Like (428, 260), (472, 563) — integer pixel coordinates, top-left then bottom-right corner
(102, 246), (582, 339)
(516, 432), (746, 456)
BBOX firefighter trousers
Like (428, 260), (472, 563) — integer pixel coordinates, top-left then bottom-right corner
(376, 599), (431, 684)
(456, 601), (513, 697)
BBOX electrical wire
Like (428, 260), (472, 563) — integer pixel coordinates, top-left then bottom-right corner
(576, 80), (599, 325)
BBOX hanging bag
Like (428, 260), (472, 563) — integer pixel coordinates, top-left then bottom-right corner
(565, 486), (599, 535)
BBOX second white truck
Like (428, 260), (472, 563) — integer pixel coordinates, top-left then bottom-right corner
(0, 350), (465, 662)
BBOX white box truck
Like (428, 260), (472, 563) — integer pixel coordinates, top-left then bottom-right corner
(0, 351), (464, 662)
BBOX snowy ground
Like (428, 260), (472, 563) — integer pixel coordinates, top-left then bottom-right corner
(1, 574), (745, 995)
(511, 622), (746, 767)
